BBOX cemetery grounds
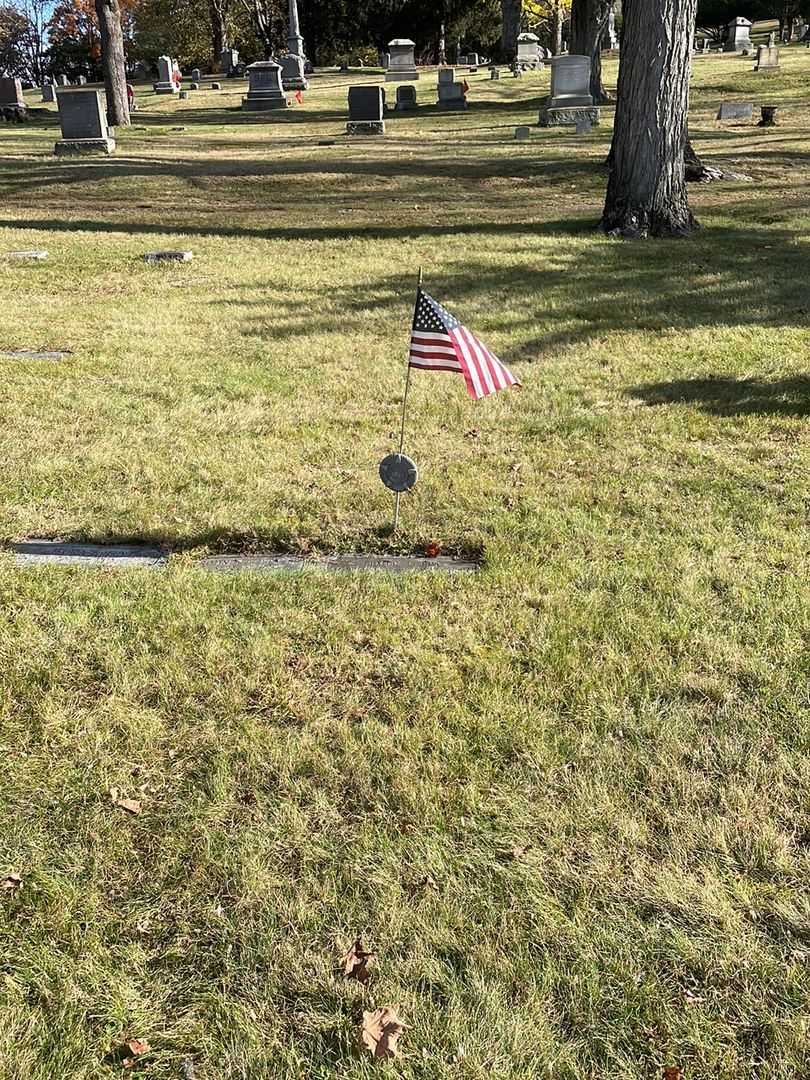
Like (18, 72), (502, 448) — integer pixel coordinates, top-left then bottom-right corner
(0, 41), (809, 1080)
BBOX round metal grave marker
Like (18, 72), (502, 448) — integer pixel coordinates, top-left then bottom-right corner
(379, 453), (418, 493)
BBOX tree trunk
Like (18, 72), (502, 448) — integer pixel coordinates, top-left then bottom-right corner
(552, 4), (564, 55)
(94, 0), (130, 127)
(601, 0), (698, 238)
(500, 0), (521, 60)
(570, 0), (612, 103)
(209, 0), (227, 66)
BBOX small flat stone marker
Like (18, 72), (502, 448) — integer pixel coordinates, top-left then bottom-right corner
(198, 554), (479, 575)
(211, 82), (221, 90)
(6, 250), (48, 259)
(515, 126), (531, 140)
(144, 251), (193, 262)
(0, 349), (70, 360)
(179, 91), (189, 100)
(717, 101), (754, 122)
(11, 540), (166, 569)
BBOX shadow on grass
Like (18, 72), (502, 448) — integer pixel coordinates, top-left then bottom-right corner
(628, 375), (810, 416)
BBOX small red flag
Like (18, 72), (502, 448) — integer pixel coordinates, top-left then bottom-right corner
(295, 89), (303, 105)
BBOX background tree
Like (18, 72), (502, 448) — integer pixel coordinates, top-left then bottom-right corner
(500, 0), (520, 58)
(570, 0), (612, 101)
(209, 0), (228, 62)
(48, 0), (101, 77)
(238, 0), (285, 59)
(602, 0), (698, 238)
(94, 0), (129, 124)
(523, 0), (571, 54)
(0, 4), (30, 75)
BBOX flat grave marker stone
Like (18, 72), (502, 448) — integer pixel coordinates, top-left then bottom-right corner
(12, 541), (167, 569)
(144, 251), (193, 262)
(717, 101), (754, 122)
(199, 554), (479, 575)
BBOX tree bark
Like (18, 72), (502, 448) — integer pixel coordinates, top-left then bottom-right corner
(570, 0), (612, 103)
(94, 0), (129, 127)
(209, 0), (227, 66)
(552, 3), (564, 55)
(601, 0), (698, 238)
(500, 0), (521, 60)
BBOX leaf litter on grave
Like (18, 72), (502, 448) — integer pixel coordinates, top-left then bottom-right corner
(110, 787), (142, 815)
(361, 1005), (406, 1061)
(342, 937), (375, 984)
(121, 1037), (151, 1069)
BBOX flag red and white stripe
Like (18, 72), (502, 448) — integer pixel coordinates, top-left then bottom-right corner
(409, 288), (520, 400)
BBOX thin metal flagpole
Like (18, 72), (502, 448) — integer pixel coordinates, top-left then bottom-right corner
(392, 267), (423, 533)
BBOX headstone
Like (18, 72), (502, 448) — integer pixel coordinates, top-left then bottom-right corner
(716, 100), (754, 121)
(516, 32), (540, 69)
(395, 84), (417, 111)
(436, 68), (467, 109)
(758, 105), (778, 126)
(347, 85), (385, 134)
(42, 82), (55, 103)
(211, 82), (221, 90)
(539, 55), (600, 127)
(54, 88), (115, 155)
(514, 125), (530, 140)
(179, 90), (189, 99)
(755, 45), (779, 71)
(702, 38), (711, 53)
(724, 17), (753, 52)
(191, 68), (202, 82)
(154, 55), (179, 94)
(58, 75), (69, 86)
(220, 47), (239, 75)
(77, 75), (87, 86)
(382, 52), (390, 69)
(768, 31), (776, 47)
(5, 250), (48, 259)
(0, 77), (25, 111)
(241, 61), (288, 110)
(490, 66), (500, 80)
(385, 38), (419, 82)
(512, 62), (522, 78)
(466, 52), (479, 66)
(190, 82), (200, 90)
(280, 52), (308, 91)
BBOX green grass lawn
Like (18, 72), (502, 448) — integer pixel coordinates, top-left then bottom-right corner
(1, 45), (809, 1080)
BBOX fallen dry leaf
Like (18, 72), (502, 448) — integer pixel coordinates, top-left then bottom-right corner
(2, 873), (22, 892)
(127, 1039), (150, 1056)
(424, 541), (441, 558)
(361, 1005), (405, 1060)
(663, 1069), (683, 1080)
(111, 789), (142, 815)
(343, 938), (375, 984)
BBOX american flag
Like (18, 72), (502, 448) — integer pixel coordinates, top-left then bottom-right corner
(409, 287), (521, 400)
